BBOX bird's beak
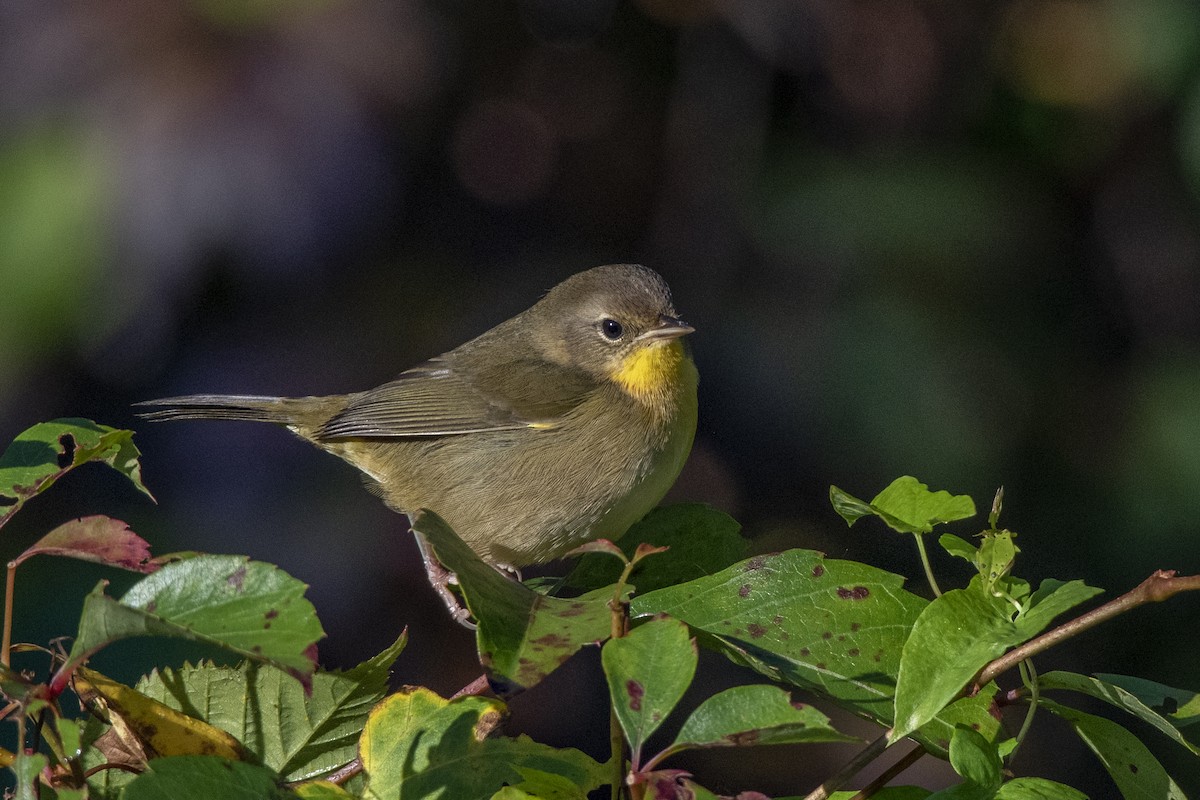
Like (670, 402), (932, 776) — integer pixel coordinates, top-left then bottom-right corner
(640, 314), (695, 342)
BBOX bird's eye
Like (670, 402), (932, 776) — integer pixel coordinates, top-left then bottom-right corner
(600, 318), (624, 340)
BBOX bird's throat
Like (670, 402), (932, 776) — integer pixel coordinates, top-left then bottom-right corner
(611, 340), (689, 408)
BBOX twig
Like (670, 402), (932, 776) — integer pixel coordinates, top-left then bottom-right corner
(802, 732), (891, 800)
(451, 674), (491, 698)
(846, 743), (926, 800)
(321, 759), (362, 786)
(2, 562), (15, 667)
(976, 570), (1200, 688)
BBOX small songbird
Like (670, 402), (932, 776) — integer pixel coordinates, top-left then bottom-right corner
(137, 264), (698, 575)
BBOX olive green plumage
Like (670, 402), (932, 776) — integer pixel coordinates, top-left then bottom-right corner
(137, 264), (698, 567)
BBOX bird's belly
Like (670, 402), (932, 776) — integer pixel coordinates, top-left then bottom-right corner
(335, 389), (694, 567)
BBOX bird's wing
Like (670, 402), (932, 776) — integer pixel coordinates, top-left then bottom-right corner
(317, 356), (595, 438)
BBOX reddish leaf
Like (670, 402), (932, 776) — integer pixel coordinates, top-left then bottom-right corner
(14, 515), (157, 573)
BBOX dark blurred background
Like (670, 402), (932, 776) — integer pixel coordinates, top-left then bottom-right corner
(2, 0), (1198, 795)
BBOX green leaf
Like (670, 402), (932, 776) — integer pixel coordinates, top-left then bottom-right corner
(939, 534), (978, 564)
(925, 726), (1002, 800)
(14, 515), (157, 573)
(831, 477), (976, 535)
(1042, 699), (1188, 800)
(293, 782), (355, 800)
(122, 756), (294, 800)
(59, 555), (324, 693)
(892, 577), (1101, 743)
(1013, 580), (1103, 639)
(1039, 671), (1200, 755)
(491, 767), (591, 800)
(565, 504), (747, 593)
(892, 583), (1017, 742)
(630, 549), (1001, 756)
(12, 752), (48, 800)
(1094, 674), (1200, 730)
(601, 616), (697, 757)
(994, 777), (1088, 799)
(670, 684), (855, 752)
(360, 688), (607, 800)
(977, 530), (1019, 591)
(136, 632), (407, 781)
(0, 419), (152, 527)
(410, 510), (612, 691)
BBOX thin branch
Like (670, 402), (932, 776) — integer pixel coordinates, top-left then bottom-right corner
(976, 570), (1200, 688)
(802, 732), (891, 800)
(846, 743), (926, 800)
(2, 562), (15, 667)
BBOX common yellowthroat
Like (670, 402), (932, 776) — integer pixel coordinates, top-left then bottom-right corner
(137, 264), (698, 570)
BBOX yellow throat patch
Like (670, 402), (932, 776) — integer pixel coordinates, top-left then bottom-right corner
(612, 339), (687, 405)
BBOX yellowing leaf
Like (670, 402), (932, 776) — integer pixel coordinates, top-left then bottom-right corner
(74, 668), (247, 761)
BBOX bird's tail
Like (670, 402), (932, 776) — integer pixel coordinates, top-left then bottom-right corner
(134, 395), (305, 425)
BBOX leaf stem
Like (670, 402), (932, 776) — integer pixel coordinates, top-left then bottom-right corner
(976, 569), (1200, 688)
(609, 558), (637, 800)
(801, 731), (891, 800)
(913, 535), (942, 598)
(1007, 659), (1038, 765)
(2, 561), (14, 666)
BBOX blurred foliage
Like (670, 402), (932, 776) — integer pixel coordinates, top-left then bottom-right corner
(3, 0), (1200, 794)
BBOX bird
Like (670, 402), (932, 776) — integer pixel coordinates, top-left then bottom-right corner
(136, 264), (698, 579)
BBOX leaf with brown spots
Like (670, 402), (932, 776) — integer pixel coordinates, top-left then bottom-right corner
(13, 515), (157, 573)
(57, 555), (324, 696)
(0, 418), (153, 530)
(667, 684), (855, 756)
(1041, 699), (1188, 800)
(74, 668), (248, 763)
(630, 549), (1001, 757)
(601, 616), (697, 761)
(411, 510), (612, 692)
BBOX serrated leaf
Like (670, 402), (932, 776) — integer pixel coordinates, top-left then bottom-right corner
(670, 684), (855, 752)
(14, 515), (157, 572)
(360, 687), (607, 800)
(1042, 699), (1188, 800)
(601, 616), (696, 757)
(122, 755), (294, 800)
(1039, 671), (1200, 755)
(136, 632), (406, 781)
(565, 504), (747, 593)
(994, 777), (1089, 799)
(630, 549), (1001, 756)
(0, 419), (153, 528)
(410, 510), (612, 691)
(58, 555), (324, 694)
(832, 477), (976, 535)
(1095, 674), (1200, 730)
